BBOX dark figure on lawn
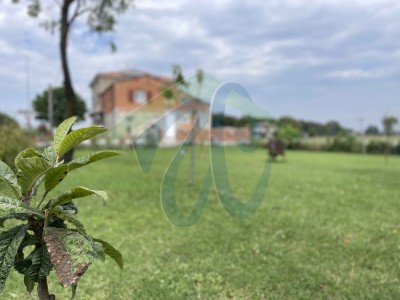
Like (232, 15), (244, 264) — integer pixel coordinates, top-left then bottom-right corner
(268, 138), (285, 160)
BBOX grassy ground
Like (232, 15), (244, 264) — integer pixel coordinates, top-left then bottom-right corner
(2, 147), (400, 299)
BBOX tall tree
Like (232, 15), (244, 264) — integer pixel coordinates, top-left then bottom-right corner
(382, 115), (398, 161)
(325, 120), (341, 136)
(15, 0), (133, 161)
(365, 125), (380, 135)
(33, 86), (87, 127)
(0, 112), (19, 128)
(277, 124), (300, 148)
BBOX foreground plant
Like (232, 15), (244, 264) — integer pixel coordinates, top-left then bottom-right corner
(0, 117), (122, 299)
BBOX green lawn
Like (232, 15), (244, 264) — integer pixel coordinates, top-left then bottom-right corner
(3, 148), (400, 299)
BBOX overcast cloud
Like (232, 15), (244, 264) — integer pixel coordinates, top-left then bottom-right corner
(1, 0), (399, 130)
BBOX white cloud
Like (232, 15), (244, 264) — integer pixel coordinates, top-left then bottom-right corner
(326, 69), (380, 79)
(0, 0), (400, 129)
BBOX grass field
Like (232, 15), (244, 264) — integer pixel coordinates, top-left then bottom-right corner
(2, 147), (400, 299)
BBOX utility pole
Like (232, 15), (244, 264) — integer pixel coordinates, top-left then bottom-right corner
(48, 84), (53, 134)
(357, 117), (366, 154)
(17, 109), (34, 129)
(18, 55), (34, 129)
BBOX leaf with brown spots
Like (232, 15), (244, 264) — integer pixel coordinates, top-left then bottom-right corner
(44, 227), (104, 287)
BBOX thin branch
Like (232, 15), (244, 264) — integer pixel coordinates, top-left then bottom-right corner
(37, 191), (49, 209)
(69, 2), (92, 25)
(42, 210), (49, 240)
(71, 0), (81, 21)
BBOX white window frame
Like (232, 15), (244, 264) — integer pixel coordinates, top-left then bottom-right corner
(132, 90), (148, 104)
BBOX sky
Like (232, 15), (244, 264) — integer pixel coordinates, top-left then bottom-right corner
(0, 0), (399, 131)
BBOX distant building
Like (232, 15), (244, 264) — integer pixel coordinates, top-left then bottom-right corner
(251, 122), (277, 145)
(89, 69), (252, 147)
(212, 126), (251, 146)
(89, 69), (209, 146)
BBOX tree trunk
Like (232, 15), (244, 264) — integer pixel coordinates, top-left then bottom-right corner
(60, 0), (75, 163)
(385, 134), (389, 163)
(188, 111), (196, 186)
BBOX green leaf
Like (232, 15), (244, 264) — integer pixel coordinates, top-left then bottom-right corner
(0, 195), (44, 217)
(68, 151), (119, 171)
(14, 148), (41, 167)
(44, 227), (104, 287)
(24, 274), (35, 293)
(88, 237), (106, 261)
(42, 146), (57, 164)
(25, 246), (53, 282)
(0, 224), (29, 291)
(54, 116), (76, 153)
(0, 182), (16, 199)
(57, 126), (107, 158)
(14, 256), (32, 275)
(0, 161), (21, 198)
(44, 164), (69, 193)
(16, 157), (52, 195)
(0, 213), (27, 228)
(93, 238), (123, 270)
(52, 207), (86, 235)
(14, 245), (52, 293)
(49, 187), (107, 212)
(19, 233), (39, 248)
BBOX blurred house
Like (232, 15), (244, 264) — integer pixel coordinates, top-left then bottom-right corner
(90, 69), (253, 147)
(211, 126), (251, 146)
(89, 69), (209, 146)
(251, 122), (277, 145)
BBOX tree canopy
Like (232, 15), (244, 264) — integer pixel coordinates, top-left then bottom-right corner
(365, 125), (380, 135)
(32, 86), (86, 127)
(15, 0), (133, 163)
(278, 124), (301, 146)
(0, 112), (19, 128)
(382, 116), (398, 136)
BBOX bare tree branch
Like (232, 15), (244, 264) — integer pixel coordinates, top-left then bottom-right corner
(69, 0), (93, 25)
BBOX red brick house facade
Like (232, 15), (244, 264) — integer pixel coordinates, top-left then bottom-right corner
(90, 70), (210, 146)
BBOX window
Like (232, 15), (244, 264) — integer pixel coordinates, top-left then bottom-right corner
(132, 90), (148, 104)
(181, 97), (190, 103)
(179, 114), (190, 124)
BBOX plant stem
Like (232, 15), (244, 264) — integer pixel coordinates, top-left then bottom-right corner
(71, 284), (77, 300)
(42, 210), (49, 240)
(37, 191), (49, 209)
(37, 277), (56, 300)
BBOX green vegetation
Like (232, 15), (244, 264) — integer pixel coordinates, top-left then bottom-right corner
(2, 146), (399, 299)
(0, 113), (32, 168)
(278, 124), (300, 147)
(294, 134), (400, 155)
(33, 87), (87, 127)
(0, 117), (122, 299)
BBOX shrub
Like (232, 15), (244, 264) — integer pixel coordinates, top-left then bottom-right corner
(0, 115), (33, 168)
(0, 117), (122, 299)
(366, 140), (386, 154)
(329, 133), (356, 153)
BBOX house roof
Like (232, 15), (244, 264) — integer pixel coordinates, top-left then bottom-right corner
(94, 69), (210, 106)
(89, 69), (173, 87)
